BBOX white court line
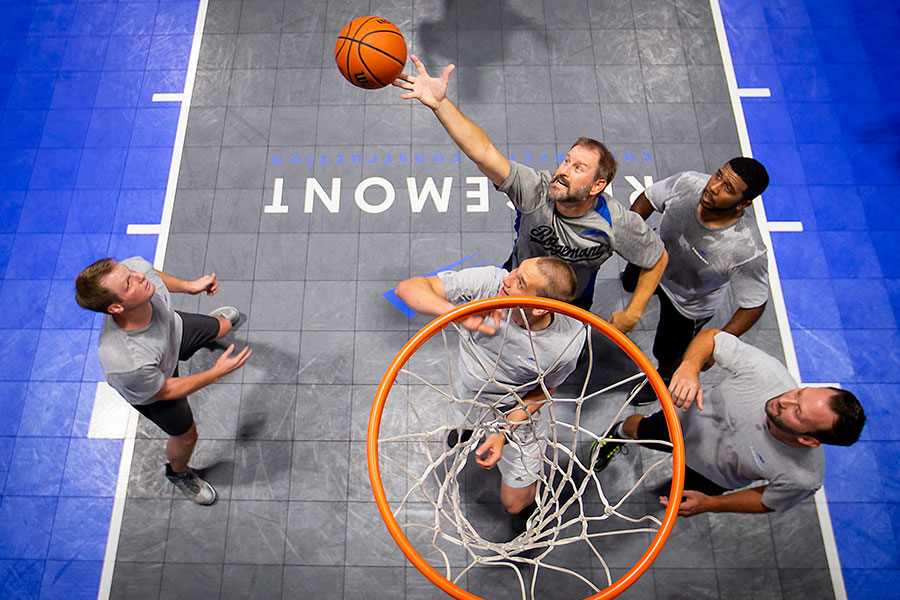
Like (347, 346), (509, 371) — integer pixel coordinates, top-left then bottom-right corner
(708, 1), (848, 599)
(738, 87), (772, 97)
(97, 1), (210, 598)
(152, 92), (185, 102)
(767, 221), (804, 232)
(125, 223), (162, 235)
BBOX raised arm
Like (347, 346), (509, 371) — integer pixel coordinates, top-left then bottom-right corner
(630, 191), (655, 220)
(660, 485), (772, 516)
(668, 328), (721, 410)
(610, 249), (668, 334)
(155, 269), (219, 296)
(394, 55), (510, 186)
(475, 386), (554, 469)
(395, 275), (502, 335)
(722, 303), (766, 338)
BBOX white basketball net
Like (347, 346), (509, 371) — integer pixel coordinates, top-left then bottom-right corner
(371, 301), (681, 600)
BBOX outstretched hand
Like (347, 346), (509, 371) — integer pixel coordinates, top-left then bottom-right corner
(660, 490), (710, 517)
(668, 367), (703, 411)
(458, 309), (505, 335)
(393, 55), (455, 110)
(213, 344), (252, 378)
(190, 273), (219, 296)
(475, 433), (505, 469)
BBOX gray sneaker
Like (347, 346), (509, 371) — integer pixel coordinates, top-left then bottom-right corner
(208, 306), (240, 325)
(165, 464), (217, 505)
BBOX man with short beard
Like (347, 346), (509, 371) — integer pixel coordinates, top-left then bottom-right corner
(394, 57), (667, 331)
(588, 329), (866, 516)
(622, 158), (771, 404)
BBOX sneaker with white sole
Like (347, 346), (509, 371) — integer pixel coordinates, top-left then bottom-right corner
(165, 463), (217, 505)
(208, 306), (240, 325)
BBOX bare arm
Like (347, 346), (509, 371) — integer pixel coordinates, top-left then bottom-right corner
(610, 249), (668, 334)
(660, 486), (772, 516)
(476, 387), (555, 469)
(154, 344), (251, 400)
(394, 55), (510, 186)
(396, 275), (503, 334)
(722, 304), (766, 337)
(667, 328), (721, 410)
(155, 269), (219, 296)
(630, 191), (655, 220)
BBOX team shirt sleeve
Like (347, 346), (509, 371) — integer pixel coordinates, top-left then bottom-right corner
(497, 161), (547, 213)
(642, 173), (684, 213)
(728, 252), (770, 309)
(106, 365), (167, 405)
(610, 205), (666, 269)
(437, 266), (505, 305)
(760, 482), (819, 512)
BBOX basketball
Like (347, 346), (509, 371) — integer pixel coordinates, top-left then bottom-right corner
(335, 16), (407, 90)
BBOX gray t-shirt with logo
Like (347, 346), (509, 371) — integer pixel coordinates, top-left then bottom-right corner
(498, 161), (665, 299)
(681, 332), (824, 512)
(98, 257), (184, 406)
(437, 266), (586, 408)
(645, 171), (769, 319)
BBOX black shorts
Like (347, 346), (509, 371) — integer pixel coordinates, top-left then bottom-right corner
(622, 262), (712, 365)
(133, 311), (221, 437)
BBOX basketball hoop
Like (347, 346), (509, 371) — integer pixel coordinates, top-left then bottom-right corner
(368, 296), (685, 600)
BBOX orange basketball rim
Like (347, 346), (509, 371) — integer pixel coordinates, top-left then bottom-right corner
(367, 296), (686, 600)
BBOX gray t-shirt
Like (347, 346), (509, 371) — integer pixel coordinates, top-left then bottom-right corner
(437, 266), (586, 407)
(98, 257), (184, 406)
(499, 161), (665, 299)
(646, 171), (769, 319)
(681, 332), (824, 512)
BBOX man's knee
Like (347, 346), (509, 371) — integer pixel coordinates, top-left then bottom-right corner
(214, 316), (232, 340)
(171, 422), (198, 445)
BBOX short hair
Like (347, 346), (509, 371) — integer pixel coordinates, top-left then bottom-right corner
(727, 157), (769, 202)
(572, 137), (617, 190)
(75, 257), (119, 313)
(532, 257), (577, 303)
(811, 387), (866, 446)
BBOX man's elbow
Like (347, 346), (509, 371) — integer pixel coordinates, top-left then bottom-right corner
(395, 278), (416, 303)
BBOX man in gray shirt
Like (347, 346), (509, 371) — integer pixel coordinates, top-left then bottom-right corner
(590, 329), (866, 515)
(394, 57), (667, 332)
(623, 158), (770, 403)
(396, 256), (586, 532)
(76, 257), (252, 504)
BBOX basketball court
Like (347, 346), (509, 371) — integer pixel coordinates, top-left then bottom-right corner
(0, 0), (897, 598)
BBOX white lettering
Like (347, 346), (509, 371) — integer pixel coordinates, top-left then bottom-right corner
(356, 177), (395, 214)
(465, 176), (489, 213)
(407, 176), (452, 213)
(624, 175), (655, 205)
(265, 177), (288, 213)
(304, 177), (341, 213)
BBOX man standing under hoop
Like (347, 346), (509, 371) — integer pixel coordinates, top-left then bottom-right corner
(623, 158), (770, 404)
(394, 57), (667, 332)
(396, 256), (586, 533)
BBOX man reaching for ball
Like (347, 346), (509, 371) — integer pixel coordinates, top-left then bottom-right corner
(394, 57), (667, 332)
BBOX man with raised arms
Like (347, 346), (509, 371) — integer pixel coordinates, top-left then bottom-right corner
(590, 329), (866, 516)
(76, 257), (251, 505)
(396, 256), (586, 532)
(623, 158), (770, 403)
(394, 57), (667, 332)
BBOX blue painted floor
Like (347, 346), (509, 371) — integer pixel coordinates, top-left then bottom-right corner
(0, 0), (897, 598)
(722, 0), (900, 596)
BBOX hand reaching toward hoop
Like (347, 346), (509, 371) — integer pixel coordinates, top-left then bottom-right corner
(458, 309), (505, 335)
(393, 55), (455, 110)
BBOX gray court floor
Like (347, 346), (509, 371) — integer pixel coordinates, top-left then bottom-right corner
(109, 0), (835, 598)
